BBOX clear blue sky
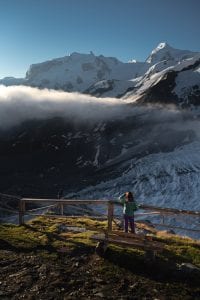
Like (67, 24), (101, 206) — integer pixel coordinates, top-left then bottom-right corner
(0, 0), (199, 78)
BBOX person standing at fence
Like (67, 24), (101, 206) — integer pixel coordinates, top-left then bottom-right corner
(119, 192), (138, 233)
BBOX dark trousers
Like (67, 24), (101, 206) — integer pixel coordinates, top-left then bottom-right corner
(124, 214), (135, 233)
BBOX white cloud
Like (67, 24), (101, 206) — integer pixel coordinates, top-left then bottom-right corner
(0, 85), (128, 129)
(0, 85), (199, 139)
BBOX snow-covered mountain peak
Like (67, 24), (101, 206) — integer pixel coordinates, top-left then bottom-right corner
(155, 42), (170, 50)
(23, 51), (129, 92)
(0, 43), (199, 106)
(146, 42), (196, 64)
(69, 51), (95, 60)
(128, 59), (137, 63)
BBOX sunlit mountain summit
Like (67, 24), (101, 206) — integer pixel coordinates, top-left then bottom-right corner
(1, 42), (199, 106)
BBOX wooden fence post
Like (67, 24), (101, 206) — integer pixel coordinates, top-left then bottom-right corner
(19, 199), (25, 225)
(107, 202), (114, 232)
(162, 215), (165, 225)
(60, 203), (64, 215)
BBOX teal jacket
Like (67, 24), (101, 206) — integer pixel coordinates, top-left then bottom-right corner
(119, 194), (138, 216)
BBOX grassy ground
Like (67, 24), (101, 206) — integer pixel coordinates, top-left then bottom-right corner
(0, 216), (199, 299)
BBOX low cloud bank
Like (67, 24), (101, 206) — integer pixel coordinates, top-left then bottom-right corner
(0, 85), (130, 129)
(0, 85), (199, 135)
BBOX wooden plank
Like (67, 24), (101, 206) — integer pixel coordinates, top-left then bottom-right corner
(147, 222), (200, 233)
(19, 200), (25, 225)
(107, 202), (114, 232)
(90, 234), (164, 251)
(110, 239), (163, 251)
(22, 198), (109, 205)
(90, 235), (163, 251)
(24, 214), (107, 220)
(60, 203), (64, 215)
(107, 234), (164, 249)
(19, 200), (23, 225)
(27, 204), (57, 212)
(108, 235), (154, 245)
(139, 204), (200, 216)
(0, 192), (21, 200)
(108, 233), (146, 242)
(110, 231), (153, 241)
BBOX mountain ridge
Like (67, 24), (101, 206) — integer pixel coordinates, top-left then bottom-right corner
(1, 42), (199, 106)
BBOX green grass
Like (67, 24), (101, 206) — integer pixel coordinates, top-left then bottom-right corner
(164, 244), (200, 266)
(0, 223), (44, 248)
(0, 216), (199, 268)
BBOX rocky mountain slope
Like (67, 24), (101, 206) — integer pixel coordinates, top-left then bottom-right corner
(124, 51), (200, 106)
(0, 105), (200, 214)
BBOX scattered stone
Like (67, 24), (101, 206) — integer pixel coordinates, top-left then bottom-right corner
(8, 268), (29, 278)
(95, 278), (105, 283)
(178, 263), (200, 273)
(129, 283), (138, 290)
(57, 224), (86, 233)
(75, 262), (79, 267)
(94, 292), (104, 298)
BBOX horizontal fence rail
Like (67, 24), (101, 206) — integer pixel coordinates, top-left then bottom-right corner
(20, 198), (200, 215)
(139, 204), (200, 216)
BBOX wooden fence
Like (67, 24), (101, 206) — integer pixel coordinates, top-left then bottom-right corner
(19, 198), (114, 230)
(18, 198), (200, 236)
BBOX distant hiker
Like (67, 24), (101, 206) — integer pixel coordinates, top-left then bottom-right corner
(57, 189), (64, 199)
(119, 192), (138, 233)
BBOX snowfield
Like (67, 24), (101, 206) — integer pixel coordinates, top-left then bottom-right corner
(71, 141), (200, 239)
(76, 141), (200, 210)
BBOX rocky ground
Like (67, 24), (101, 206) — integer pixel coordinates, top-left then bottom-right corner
(0, 217), (200, 299)
(1, 249), (199, 300)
